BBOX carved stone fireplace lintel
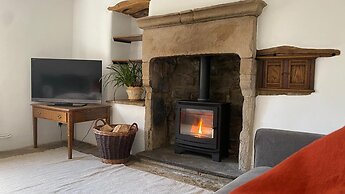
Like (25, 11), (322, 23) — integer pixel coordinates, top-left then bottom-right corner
(138, 0), (266, 171)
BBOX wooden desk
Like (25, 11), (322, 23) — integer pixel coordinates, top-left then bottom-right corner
(32, 103), (111, 159)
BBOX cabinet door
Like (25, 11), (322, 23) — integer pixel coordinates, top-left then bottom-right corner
(262, 60), (284, 89)
(287, 59), (312, 89)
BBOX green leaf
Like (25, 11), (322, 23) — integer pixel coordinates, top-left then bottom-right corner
(100, 62), (143, 92)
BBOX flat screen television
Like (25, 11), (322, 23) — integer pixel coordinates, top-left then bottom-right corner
(31, 58), (102, 105)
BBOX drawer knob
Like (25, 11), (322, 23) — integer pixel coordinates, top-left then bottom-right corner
(57, 115), (62, 119)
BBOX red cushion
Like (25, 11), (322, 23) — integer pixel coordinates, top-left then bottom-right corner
(231, 126), (345, 194)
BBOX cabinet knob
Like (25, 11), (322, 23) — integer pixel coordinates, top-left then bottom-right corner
(57, 115), (62, 119)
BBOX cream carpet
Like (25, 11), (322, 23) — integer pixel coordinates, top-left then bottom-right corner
(0, 148), (212, 194)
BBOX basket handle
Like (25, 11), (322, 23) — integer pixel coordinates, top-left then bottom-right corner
(95, 119), (107, 127)
(130, 123), (138, 131)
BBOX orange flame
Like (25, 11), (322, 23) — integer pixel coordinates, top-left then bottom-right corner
(198, 119), (203, 135)
(190, 118), (214, 138)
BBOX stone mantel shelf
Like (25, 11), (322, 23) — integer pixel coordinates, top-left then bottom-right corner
(256, 46), (341, 58)
(137, 0), (267, 29)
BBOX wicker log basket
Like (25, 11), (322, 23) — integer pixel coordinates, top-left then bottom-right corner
(93, 119), (138, 164)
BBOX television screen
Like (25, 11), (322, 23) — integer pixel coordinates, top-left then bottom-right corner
(31, 58), (102, 104)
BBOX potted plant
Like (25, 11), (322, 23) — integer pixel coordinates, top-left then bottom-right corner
(102, 61), (143, 101)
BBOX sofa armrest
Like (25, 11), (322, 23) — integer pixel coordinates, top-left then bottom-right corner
(254, 128), (323, 167)
(215, 167), (271, 194)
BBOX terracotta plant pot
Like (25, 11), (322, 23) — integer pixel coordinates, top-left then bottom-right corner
(126, 87), (143, 101)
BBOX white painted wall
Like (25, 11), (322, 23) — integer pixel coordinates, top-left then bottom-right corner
(72, 0), (144, 145)
(72, 0), (122, 145)
(129, 18), (143, 60)
(254, 0), (345, 134)
(111, 104), (145, 154)
(149, 0), (345, 135)
(0, 0), (73, 151)
(149, 0), (238, 16)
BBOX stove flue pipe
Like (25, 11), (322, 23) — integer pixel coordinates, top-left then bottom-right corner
(198, 56), (211, 102)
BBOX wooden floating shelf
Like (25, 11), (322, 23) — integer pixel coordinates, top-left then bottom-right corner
(112, 59), (142, 64)
(108, 0), (150, 18)
(113, 35), (142, 43)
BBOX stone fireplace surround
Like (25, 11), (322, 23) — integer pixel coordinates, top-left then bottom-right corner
(137, 0), (267, 171)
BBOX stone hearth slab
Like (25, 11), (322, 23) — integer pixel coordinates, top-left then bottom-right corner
(136, 146), (243, 179)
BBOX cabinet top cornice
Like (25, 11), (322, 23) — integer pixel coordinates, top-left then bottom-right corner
(256, 46), (340, 59)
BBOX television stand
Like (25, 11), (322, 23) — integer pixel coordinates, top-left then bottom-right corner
(32, 103), (111, 159)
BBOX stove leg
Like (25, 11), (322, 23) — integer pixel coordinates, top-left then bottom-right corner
(212, 153), (221, 162)
(175, 146), (184, 154)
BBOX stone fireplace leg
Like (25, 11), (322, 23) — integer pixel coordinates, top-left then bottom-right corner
(142, 61), (153, 150)
(239, 58), (257, 171)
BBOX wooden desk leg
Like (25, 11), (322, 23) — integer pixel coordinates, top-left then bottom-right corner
(67, 120), (74, 159)
(33, 117), (37, 148)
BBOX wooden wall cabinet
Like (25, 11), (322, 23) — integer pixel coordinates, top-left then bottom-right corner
(257, 58), (315, 94)
(256, 46), (340, 95)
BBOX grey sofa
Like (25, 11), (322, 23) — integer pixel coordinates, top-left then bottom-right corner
(215, 128), (323, 194)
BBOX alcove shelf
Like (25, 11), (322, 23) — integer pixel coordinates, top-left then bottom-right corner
(108, 0), (150, 18)
(106, 99), (145, 107)
(256, 46), (340, 95)
(113, 35), (142, 43)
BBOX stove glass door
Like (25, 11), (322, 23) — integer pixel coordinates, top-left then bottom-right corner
(179, 108), (214, 139)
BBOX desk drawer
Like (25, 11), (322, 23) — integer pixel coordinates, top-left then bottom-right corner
(74, 108), (108, 123)
(33, 108), (67, 123)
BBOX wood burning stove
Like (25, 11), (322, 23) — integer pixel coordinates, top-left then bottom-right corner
(175, 101), (229, 161)
(175, 56), (230, 162)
